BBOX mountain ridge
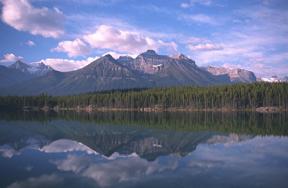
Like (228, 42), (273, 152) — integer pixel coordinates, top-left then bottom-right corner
(206, 66), (257, 83)
(0, 50), (257, 96)
(9, 60), (53, 76)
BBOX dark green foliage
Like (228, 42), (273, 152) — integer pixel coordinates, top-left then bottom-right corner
(0, 83), (287, 110)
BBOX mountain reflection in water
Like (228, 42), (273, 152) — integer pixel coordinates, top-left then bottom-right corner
(0, 111), (287, 188)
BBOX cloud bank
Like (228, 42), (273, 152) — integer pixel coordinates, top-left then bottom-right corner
(36, 56), (98, 72)
(54, 25), (177, 57)
(1, 0), (65, 38)
(0, 53), (23, 64)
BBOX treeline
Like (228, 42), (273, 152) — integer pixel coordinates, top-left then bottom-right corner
(0, 82), (288, 110)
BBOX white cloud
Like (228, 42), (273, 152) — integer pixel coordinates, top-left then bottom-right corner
(7, 174), (63, 188)
(0, 53), (23, 63)
(37, 56), (98, 72)
(53, 24), (177, 57)
(188, 43), (223, 51)
(188, 36), (288, 77)
(55, 153), (179, 187)
(82, 25), (177, 54)
(182, 5), (288, 77)
(180, 14), (217, 25)
(180, 3), (191, 8)
(0, 144), (19, 158)
(180, 0), (212, 8)
(53, 39), (90, 57)
(26, 40), (35, 46)
(103, 51), (137, 59)
(1, 0), (65, 38)
(57, 0), (125, 5)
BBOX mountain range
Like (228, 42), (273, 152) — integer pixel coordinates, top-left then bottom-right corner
(0, 50), (257, 96)
(205, 66), (256, 83)
(0, 61), (52, 89)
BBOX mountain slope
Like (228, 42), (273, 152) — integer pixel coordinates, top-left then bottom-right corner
(50, 55), (154, 95)
(9, 61), (53, 76)
(0, 61), (54, 92)
(0, 65), (34, 89)
(120, 50), (230, 86)
(0, 70), (66, 95)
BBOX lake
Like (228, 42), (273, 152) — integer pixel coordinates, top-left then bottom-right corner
(0, 111), (288, 188)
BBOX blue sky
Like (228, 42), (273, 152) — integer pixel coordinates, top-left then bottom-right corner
(0, 0), (287, 77)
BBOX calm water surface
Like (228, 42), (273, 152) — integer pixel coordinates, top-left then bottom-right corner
(0, 111), (288, 188)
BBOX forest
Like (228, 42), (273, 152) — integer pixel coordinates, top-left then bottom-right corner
(0, 82), (287, 111)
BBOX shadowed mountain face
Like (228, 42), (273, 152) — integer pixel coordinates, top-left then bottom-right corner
(0, 50), (253, 96)
(50, 55), (154, 95)
(0, 61), (55, 94)
(6, 70), (67, 95)
(0, 65), (33, 88)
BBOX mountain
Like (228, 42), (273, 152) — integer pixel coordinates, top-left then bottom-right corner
(117, 56), (134, 64)
(119, 50), (230, 87)
(50, 54), (153, 95)
(206, 66), (256, 83)
(0, 61), (55, 94)
(2, 70), (67, 95)
(8, 60), (31, 73)
(1, 55), (152, 95)
(0, 65), (33, 88)
(0, 51), (240, 96)
(9, 60), (53, 76)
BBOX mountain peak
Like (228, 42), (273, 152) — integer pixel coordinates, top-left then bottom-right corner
(88, 54), (117, 67)
(38, 61), (46, 66)
(141, 50), (158, 56)
(12, 60), (27, 66)
(174, 54), (196, 66)
(8, 60), (53, 76)
(15, 60), (24, 63)
(178, 54), (189, 60)
(117, 56), (134, 64)
(9, 60), (30, 70)
(103, 54), (115, 61)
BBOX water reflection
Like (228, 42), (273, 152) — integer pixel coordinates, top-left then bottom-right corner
(0, 111), (288, 188)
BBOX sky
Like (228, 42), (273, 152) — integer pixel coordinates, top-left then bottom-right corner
(0, 0), (287, 77)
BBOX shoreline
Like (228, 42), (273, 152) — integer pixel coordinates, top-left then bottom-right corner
(21, 106), (287, 113)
